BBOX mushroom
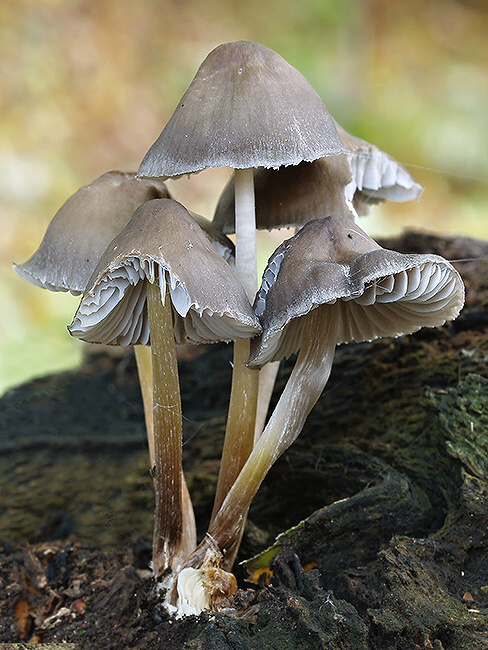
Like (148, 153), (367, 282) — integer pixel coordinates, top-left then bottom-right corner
(138, 41), (346, 536)
(335, 122), (424, 216)
(12, 172), (205, 580)
(211, 121), (423, 455)
(12, 167), (230, 463)
(192, 215), (464, 568)
(69, 197), (261, 584)
(13, 168), (172, 470)
(14, 170), (169, 294)
(212, 125), (423, 233)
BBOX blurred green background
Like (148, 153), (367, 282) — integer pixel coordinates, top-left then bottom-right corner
(1, 0), (487, 395)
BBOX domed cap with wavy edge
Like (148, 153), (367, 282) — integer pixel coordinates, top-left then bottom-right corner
(335, 123), (424, 216)
(212, 123), (423, 233)
(14, 171), (169, 295)
(138, 41), (345, 178)
(249, 215), (464, 367)
(69, 198), (261, 346)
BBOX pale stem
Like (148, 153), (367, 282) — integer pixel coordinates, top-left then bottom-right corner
(146, 281), (185, 577)
(205, 167), (260, 569)
(211, 338), (259, 519)
(234, 167), (258, 301)
(209, 337), (259, 569)
(207, 305), (339, 555)
(180, 474), (197, 562)
(134, 344), (196, 566)
(254, 360), (281, 443)
(134, 345), (155, 465)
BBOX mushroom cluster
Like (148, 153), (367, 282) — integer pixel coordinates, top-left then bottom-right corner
(14, 41), (464, 618)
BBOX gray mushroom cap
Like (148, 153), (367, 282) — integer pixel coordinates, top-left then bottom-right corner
(14, 171), (169, 295)
(335, 123), (424, 215)
(138, 41), (345, 179)
(213, 124), (423, 233)
(69, 198), (261, 346)
(249, 215), (464, 367)
(213, 156), (352, 233)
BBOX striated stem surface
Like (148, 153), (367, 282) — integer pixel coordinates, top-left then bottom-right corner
(135, 343), (196, 567)
(206, 167), (260, 569)
(146, 281), (184, 577)
(188, 305), (339, 568)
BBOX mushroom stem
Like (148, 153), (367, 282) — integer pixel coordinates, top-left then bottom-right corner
(134, 345), (155, 465)
(134, 344), (197, 567)
(234, 167), (258, 301)
(206, 167), (260, 569)
(179, 475), (197, 564)
(210, 337), (259, 564)
(210, 360), (280, 571)
(254, 360), (281, 443)
(187, 305), (338, 567)
(146, 280), (186, 577)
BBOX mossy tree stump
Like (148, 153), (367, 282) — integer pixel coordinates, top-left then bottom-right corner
(1, 231), (487, 649)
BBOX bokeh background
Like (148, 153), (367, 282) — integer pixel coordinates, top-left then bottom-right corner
(1, 0), (487, 394)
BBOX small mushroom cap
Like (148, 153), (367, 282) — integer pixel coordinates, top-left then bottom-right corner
(69, 198), (261, 346)
(14, 171), (169, 294)
(336, 123), (424, 215)
(213, 123), (423, 233)
(249, 215), (464, 366)
(138, 41), (345, 178)
(213, 156), (353, 233)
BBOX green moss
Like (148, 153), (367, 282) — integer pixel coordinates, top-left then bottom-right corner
(427, 374), (488, 479)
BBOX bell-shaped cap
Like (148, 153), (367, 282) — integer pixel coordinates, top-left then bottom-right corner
(138, 41), (345, 179)
(336, 123), (423, 215)
(14, 171), (169, 295)
(213, 124), (423, 233)
(69, 198), (261, 346)
(213, 156), (352, 233)
(249, 215), (464, 366)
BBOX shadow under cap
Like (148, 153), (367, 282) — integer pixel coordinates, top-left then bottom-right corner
(249, 215), (465, 366)
(13, 171), (169, 295)
(69, 198), (261, 347)
(138, 41), (345, 178)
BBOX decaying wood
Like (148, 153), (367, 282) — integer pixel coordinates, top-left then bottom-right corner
(0, 231), (487, 649)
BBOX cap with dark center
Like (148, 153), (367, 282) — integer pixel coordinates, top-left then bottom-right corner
(250, 215), (464, 366)
(14, 170), (169, 295)
(138, 41), (344, 178)
(69, 198), (261, 347)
